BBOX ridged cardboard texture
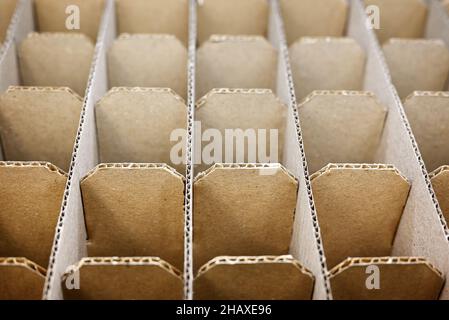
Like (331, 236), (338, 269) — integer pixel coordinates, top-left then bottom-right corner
(193, 164), (297, 272)
(0, 87), (83, 172)
(197, 0), (268, 44)
(279, 0), (347, 45)
(431, 166), (449, 224)
(81, 164), (185, 271)
(95, 88), (187, 174)
(18, 33), (95, 95)
(107, 34), (188, 99)
(0, 0), (17, 43)
(116, 0), (188, 45)
(311, 164), (410, 269)
(289, 37), (366, 100)
(196, 35), (277, 98)
(194, 256), (314, 300)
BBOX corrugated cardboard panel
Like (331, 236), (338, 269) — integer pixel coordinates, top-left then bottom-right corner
(62, 257), (183, 300)
(116, 0), (188, 45)
(279, 0), (348, 45)
(18, 33), (95, 95)
(197, 0), (268, 44)
(290, 37), (365, 101)
(0, 257), (46, 300)
(298, 91), (386, 174)
(329, 257), (444, 300)
(194, 256), (314, 300)
(0, 0), (17, 43)
(193, 164), (297, 272)
(0, 87), (83, 172)
(382, 39), (449, 100)
(0, 162), (67, 268)
(311, 164), (410, 269)
(95, 87), (187, 174)
(403, 92), (449, 172)
(431, 166), (449, 224)
(107, 34), (188, 99)
(80, 164), (185, 271)
(34, 0), (105, 41)
(196, 35), (277, 98)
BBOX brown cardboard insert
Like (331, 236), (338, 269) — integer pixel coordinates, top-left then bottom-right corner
(196, 35), (278, 99)
(62, 257), (183, 300)
(0, 86), (83, 172)
(382, 39), (449, 100)
(430, 166), (449, 224)
(107, 34), (188, 99)
(0, 0), (17, 43)
(197, 0), (269, 45)
(18, 33), (95, 95)
(194, 256), (314, 300)
(95, 87), (187, 174)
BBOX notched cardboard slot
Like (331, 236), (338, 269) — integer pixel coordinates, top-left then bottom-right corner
(34, 0), (105, 41)
(194, 255), (314, 300)
(62, 257), (183, 300)
(96, 87), (187, 174)
(195, 88), (287, 172)
(403, 92), (449, 172)
(108, 34), (188, 99)
(383, 39), (449, 100)
(0, 0), (17, 43)
(197, 0), (268, 45)
(298, 91), (387, 174)
(310, 164), (410, 269)
(0, 86), (83, 172)
(193, 163), (298, 272)
(196, 35), (277, 99)
(280, 0), (348, 45)
(116, 0), (188, 45)
(290, 37), (366, 100)
(19, 33), (95, 95)
(364, 0), (428, 44)
(329, 257), (444, 300)
(430, 166), (449, 224)
(81, 164), (185, 271)
(0, 257), (46, 300)
(0, 162), (67, 268)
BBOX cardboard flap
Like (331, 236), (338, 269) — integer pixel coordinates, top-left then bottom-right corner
(383, 39), (449, 100)
(329, 257), (444, 300)
(34, 0), (105, 41)
(290, 37), (366, 100)
(196, 88), (287, 172)
(196, 35), (277, 99)
(108, 34), (188, 99)
(193, 163), (298, 272)
(444, 0), (449, 13)
(364, 0), (428, 44)
(194, 256), (314, 300)
(19, 33), (95, 95)
(0, 0), (17, 43)
(116, 0), (188, 45)
(197, 0), (268, 45)
(403, 92), (449, 172)
(0, 162), (67, 268)
(95, 87), (187, 174)
(0, 86), (83, 172)
(62, 257), (183, 300)
(310, 164), (410, 269)
(0, 257), (46, 300)
(430, 166), (449, 224)
(81, 164), (185, 271)
(298, 91), (387, 174)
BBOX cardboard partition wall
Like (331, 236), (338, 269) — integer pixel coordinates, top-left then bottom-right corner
(0, 0), (17, 44)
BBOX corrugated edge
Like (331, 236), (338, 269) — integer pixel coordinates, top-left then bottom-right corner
(0, 161), (67, 176)
(42, 0), (114, 300)
(272, 0), (333, 299)
(195, 255), (314, 280)
(100, 87), (186, 105)
(0, 257), (47, 277)
(4, 86), (84, 102)
(184, 0), (197, 300)
(403, 90), (449, 104)
(430, 165), (449, 180)
(328, 256), (444, 279)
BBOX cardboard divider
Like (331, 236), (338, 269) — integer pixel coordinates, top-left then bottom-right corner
(430, 166), (449, 223)
(194, 255), (314, 300)
(0, 0), (17, 43)
(62, 257), (184, 300)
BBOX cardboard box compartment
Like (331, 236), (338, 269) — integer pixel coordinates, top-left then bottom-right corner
(0, 0), (449, 300)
